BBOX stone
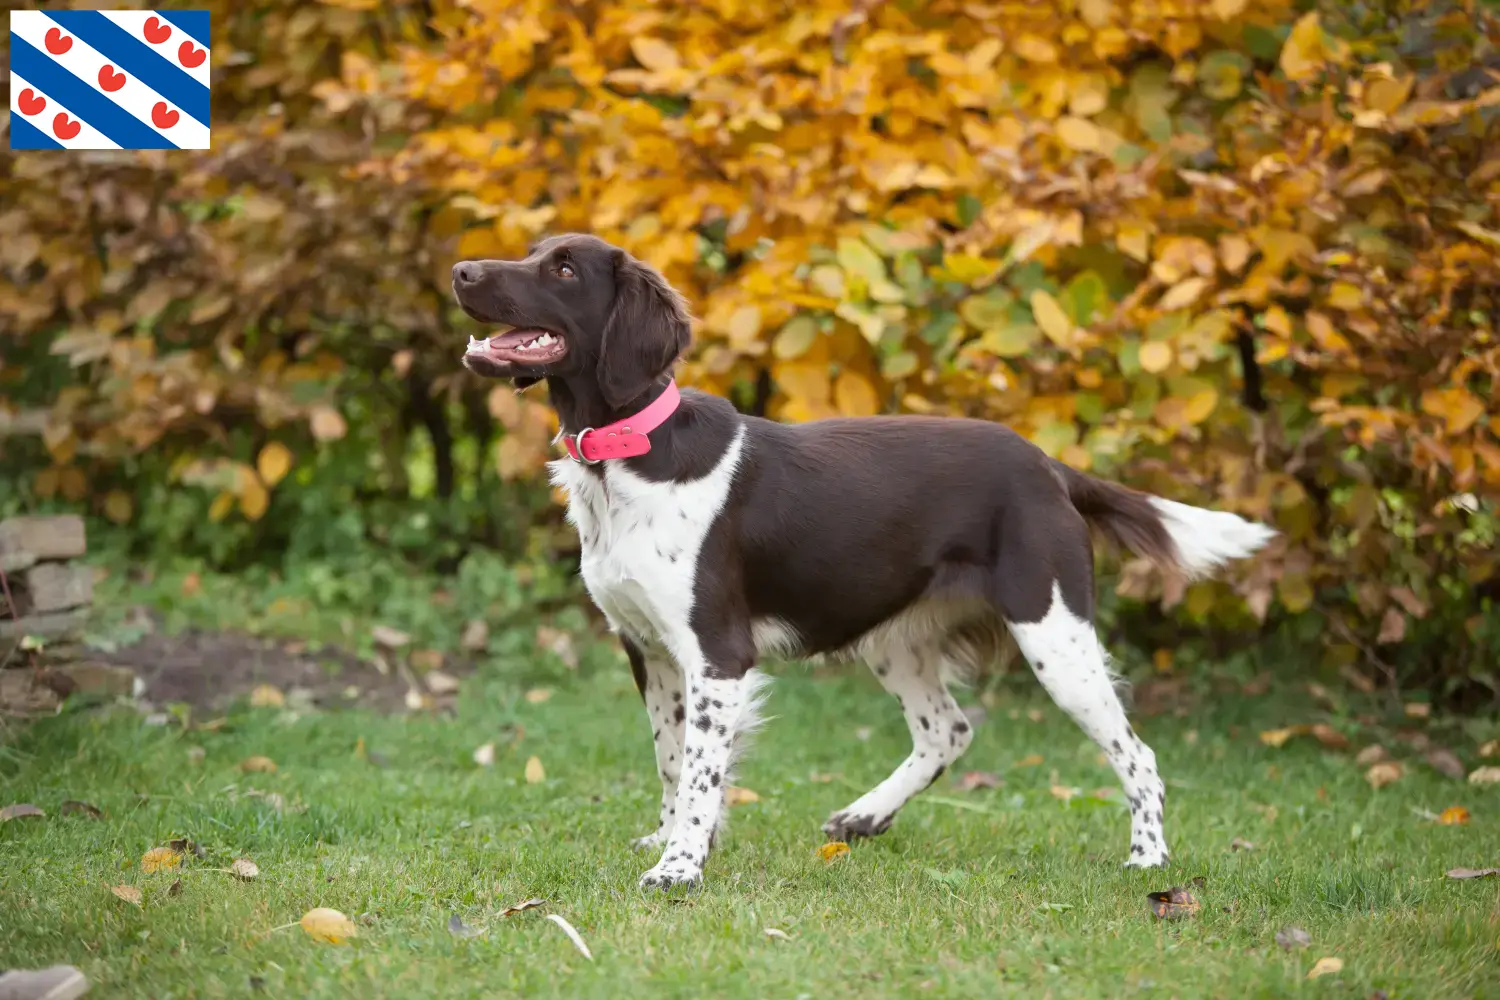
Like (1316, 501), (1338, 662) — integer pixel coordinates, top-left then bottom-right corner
(21, 563), (93, 613)
(0, 669), (62, 714)
(0, 515), (87, 562)
(0, 550), (37, 574)
(41, 662), (140, 699)
(0, 609), (87, 642)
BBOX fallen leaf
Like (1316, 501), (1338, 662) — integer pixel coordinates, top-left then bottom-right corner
(1405, 702), (1431, 719)
(817, 841), (850, 862)
(244, 789), (287, 812)
(1426, 748), (1466, 780)
(954, 771), (1004, 792)
(249, 684), (285, 708)
(1365, 761), (1405, 788)
(371, 624), (411, 648)
(1050, 785), (1080, 802)
(525, 687), (553, 704)
(59, 800), (103, 819)
(300, 907), (357, 944)
(1310, 724), (1350, 750)
(1479, 739), (1499, 759)
(404, 688), (434, 712)
(725, 786), (760, 805)
(524, 755), (545, 784)
(763, 927), (791, 940)
(1355, 745), (1389, 766)
(1468, 766), (1500, 785)
(1014, 754), (1044, 768)
(411, 649), (445, 672)
(1276, 925), (1311, 950)
(1259, 725), (1310, 748)
(111, 884), (142, 907)
(473, 742), (496, 767)
(0, 803), (46, 822)
(447, 913), (481, 939)
(1445, 867), (1500, 879)
(535, 626), (578, 669)
(141, 847), (183, 873)
(1230, 837), (1256, 852)
(500, 897), (546, 917)
(1147, 887), (1200, 920)
(230, 858), (260, 880)
(544, 913), (592, 960)
(424, 670), (460, 695)
(1437, 806), (1470, 826)
(461, 619), (489, 651)
(167, 878), (183, 897)
(240, 755), (278, 774)
(1307, 956), (1344, 979)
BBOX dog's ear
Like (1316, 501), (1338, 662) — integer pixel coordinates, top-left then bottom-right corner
(598, 250), (691, 410)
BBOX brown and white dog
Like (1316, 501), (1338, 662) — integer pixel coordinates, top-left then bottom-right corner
(454, 233), (1275, 890)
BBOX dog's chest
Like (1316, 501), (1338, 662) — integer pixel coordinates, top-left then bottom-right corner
(548, 428), (743, 644)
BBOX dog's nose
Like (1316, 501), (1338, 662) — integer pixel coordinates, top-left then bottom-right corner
(452, 261), (482, 286)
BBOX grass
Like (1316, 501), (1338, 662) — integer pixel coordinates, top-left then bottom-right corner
(3, 651), (1499, 999)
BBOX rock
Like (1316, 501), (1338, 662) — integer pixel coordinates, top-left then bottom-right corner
(0, 550), (37, 574)
(0, 515), (87, 561)
(0, 670), (62, 714)
(0, 609), (88, 642)
(20, 563), (93, 613)
(41, 662), (140, 699)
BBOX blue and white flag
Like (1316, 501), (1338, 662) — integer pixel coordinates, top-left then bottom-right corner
(9, 10), (210, 150)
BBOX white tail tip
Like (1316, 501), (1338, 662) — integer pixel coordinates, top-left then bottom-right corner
(1150, 496), (1277, 579)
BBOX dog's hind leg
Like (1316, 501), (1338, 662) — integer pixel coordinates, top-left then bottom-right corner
(823, 643), (974, 841)
(623, 635), (685, 851)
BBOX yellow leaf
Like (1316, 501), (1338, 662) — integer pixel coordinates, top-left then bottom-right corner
(524, 755), (545, 783)
(1326, 282), (1364, 311)
(727, 305), (761, 346)
(1139, 341), (1174, 374)
(239, 478), (269, 521)
(300, 907), (357, 944)
(1437, 806), (1470, 826)
(240, 755), (278, 774)
(1030, 290), (1073, 346)
(1470, 766), (1500, 785)
(309, 405), (347, 442)
(1280, 13), (1328, 84)
(630, 37), (680, 72)
(1259, 726), (1310, 748)
(111, 884), (143, 907)
(816, 841), (849, 862)
(1055, 116), (1100, 152)
(837, 237), (887, 288)
(834, 371), (880, 417)
(525, 687), (553, 704)
(103, 490), (134, 524)
(250, 685), (285, 708)
(1455, 220), (1500, 250)
(773, 316), (819, 360)
(1306, 956), (1344, 980)
(1218, 234), (1251, 273)
(939, 253), (999, 285)
(726, 786), (760, 805)
(1183, 388), (1219, 425)
(1118, 224), (1151, 263)
(1420, 388), (1485, 435)
(1365, 761), (1405, 788)
(1159, 277), (1208, 311)
(1013, 34), (1058, 64)
(1014, 754), (1044, 768)
(257, 442), (293, 488)
(141, 847), (182, 874)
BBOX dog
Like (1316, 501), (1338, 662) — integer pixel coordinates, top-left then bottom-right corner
(453, 233), (1276, 890)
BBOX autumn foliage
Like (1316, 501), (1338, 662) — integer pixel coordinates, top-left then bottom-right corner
(2, 1), (1498, 689)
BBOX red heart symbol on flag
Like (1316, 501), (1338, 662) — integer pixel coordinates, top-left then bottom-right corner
(178, 41), (206, 69)
(151, 102), (179, 129)
(143, 15), (172, 44)
(18, 89), (46, 116)
(53, 113), (81, 141)
(99, 65), (127, 92)
(45, 27), (73, 55)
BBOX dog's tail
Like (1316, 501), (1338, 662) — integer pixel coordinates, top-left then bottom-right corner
(1053, 460), (1277, 580)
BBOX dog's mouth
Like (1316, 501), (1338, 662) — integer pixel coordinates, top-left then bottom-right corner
(463, 326), (568, 373)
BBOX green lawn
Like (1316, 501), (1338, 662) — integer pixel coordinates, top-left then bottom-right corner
(3, 657), (1498, 998)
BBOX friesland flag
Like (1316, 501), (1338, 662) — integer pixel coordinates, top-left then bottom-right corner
(9, 9), (210, 150)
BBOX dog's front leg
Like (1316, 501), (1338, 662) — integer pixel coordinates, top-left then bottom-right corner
(623, 635), (686, 851)
(637, 628), (763, 891)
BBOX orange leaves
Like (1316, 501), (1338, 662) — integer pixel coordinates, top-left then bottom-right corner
(1420, 389), (1486, 436)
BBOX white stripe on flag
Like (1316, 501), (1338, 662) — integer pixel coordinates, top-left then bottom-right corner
(10, 70), (121, 150)
(97, 9), (212, 90)
(12, 11), (210, 150)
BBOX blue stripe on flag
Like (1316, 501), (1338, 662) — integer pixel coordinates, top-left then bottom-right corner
(157, 10), (211, 49)
(42, 10), (210, 127)
(10, 37), (179, 149)
(9, 114), (67, 151)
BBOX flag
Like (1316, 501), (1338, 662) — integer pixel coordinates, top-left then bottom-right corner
(8, 10), (210, 151)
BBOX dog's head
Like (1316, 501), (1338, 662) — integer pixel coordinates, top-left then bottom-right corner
(453, 233), (692, 408)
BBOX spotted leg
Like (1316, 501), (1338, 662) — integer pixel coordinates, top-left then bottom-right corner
(1007, 582), (1169, 867)
(623, 635), (686, 851)
(823, 646), (974, 840)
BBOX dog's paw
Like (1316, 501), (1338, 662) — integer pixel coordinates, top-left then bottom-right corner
(1123, 848), (1170, 869)
(638, 857), (703, 892)
(822, 810), (892, 841)
(631, 831), (667, 852)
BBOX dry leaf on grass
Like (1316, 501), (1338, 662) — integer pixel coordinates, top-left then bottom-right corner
(1437, 806), (1471, 826)
(473, 742), (496, 767)
(371, 625), (411, 648)
(240, 756), (277, 774)
(1355, 745), (1390, 766)
(1310, 724), (1349, 750)
(1446, 867), (1500, 880)
(461, 619), (489, 651)
(535, 627), (578, 669)
(1230, 837), (1256, 852)
(524, 756), (545, 784)
(59, 800), (102, 819)
(1426, 748), (1466, 780)
(764, 927), (791, 940)
(1479, 739), (1499, 758)
(1049, 785), (1080, 802)
(525, 687), (554, 704)
(111, 884), (142, 906)
(1468, 766), (1500, 785)
(1365, 761), (1405, 788)
(1405, 702), (1431, 719)
(544, 914), (592, 960)
(249, 684), (285, 708)
(447, 914), (482, 939)
(0, 803), (45, 822)
(141, 847), (182, 873)
(299, 907), (357, 944)
(167, 878), (183, 897)
(1147, 887), (1200, 920)
(725, 786), (760, 806)
(954, 771), (1003, 791)
(1307, 956), (1344, 979)
(424, 670), (460, 695)
(816, 841), (850, 862)
(1259, 725), (1309, 748)
(404, 688), (434, 712)
(229, 858), (259, 880)
(500, 897), (546, 917)
(411, 649), (445, 672)
(1014, 754), (1044, 768)
(1276, 925), (1311, 950)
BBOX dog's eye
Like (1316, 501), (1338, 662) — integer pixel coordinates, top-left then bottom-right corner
(557, 262), (575, 279)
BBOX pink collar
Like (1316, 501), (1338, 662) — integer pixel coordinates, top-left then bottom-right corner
(560, 381), (681, 464)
